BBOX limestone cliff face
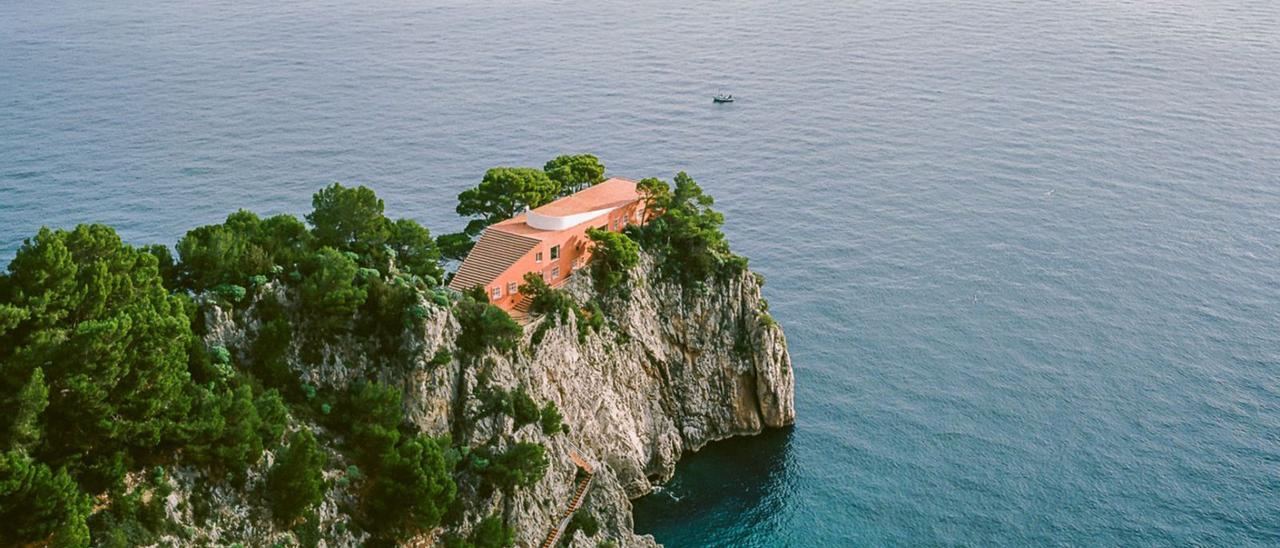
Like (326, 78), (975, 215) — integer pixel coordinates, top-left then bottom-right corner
(191, 254), (794, 547)
(407, 255), (795, 546)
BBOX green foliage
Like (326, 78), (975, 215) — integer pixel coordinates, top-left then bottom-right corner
(481, 442), (548, 494)
(635, 177), (671, 218)
(298, 247), (367, 333)
(87, 470), (174, 547)
(386, 218), (444, 280)
(520, 273), (598, 345)
(255, 389), (289, 447)
(266, 429), (326, 525)
(141, 244), (180, 290)
(444, 513), (516, 548)
(565, 511), (600, 541)
(453, 293), (521, 357)
(510, 388), (540, 430)
(211, 283), (247, 304)
(627, 172), (745, 286)
(181, 385), (266, 481)
(435, 232), (476, 263)
(176, 210), (311, 291)
(576, 512), (601, 536)
(473, 376), (513, 420)
(210, 345), (232, 365)
(4, 367), (48, 451)
(456, 167), (559, 235)
(429, 348), (453, 368)
(544, 154), (605, 196)
(354, 276), (424, 365)
(585, 228), (639, 293)
(0, 450), (91, 547)
(759, 312), (777, 328)
(0, 225), (193, 491)
(364, 435), (457, 543)
(248, 315), (295, 391)
(338, 381), (403, 466)
(307, 183), (391, 256)
(539, 401), (565, 436)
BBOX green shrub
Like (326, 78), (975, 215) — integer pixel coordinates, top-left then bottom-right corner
(266, 429), (326, 525)
(481, 442), (548, 494)
(565, 511), (600, 540)
(181, 385), (266, 482)
(364, 435), (457, 543)
(626, 172), (745, 286)
(585, 228), (639, 293)
(338, 381), (403, 466)
(453, 293), (521, 357)
(429, 348), (452, 368)
(539, 402), (565, 436)
(255, 389), (288, 447)
(210, 345), (232, 365)
(443, 512), (516, 548)
(298, 247), (367, 333)
(249, 317), (295, 390)
(511, 388), (540, 430)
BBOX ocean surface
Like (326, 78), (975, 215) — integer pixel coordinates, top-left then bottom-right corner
(3, 0), (1279, 545)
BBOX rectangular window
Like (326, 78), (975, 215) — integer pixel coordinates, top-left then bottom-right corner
(507, 282), (518, 295)
(535, 251), (543, 263)
(550, 245), (560, 260)
(491, 286), (502, 300)
(552, 265), (560, 279)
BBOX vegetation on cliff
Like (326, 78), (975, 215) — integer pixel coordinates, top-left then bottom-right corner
(0, 156), (746, 546)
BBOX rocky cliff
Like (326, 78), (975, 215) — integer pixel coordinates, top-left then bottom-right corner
(187, 252), (794, 547)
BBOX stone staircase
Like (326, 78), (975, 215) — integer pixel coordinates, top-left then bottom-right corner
(539, 451), (595, 548)
(510, 294), (533, 324)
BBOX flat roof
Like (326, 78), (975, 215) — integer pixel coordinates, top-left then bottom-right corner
(489, 177), (639, 240)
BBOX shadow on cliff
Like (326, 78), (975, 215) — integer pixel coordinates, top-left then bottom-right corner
(631, 426), (796, 546)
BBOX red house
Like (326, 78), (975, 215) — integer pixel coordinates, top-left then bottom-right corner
(447, 178), (645, 313)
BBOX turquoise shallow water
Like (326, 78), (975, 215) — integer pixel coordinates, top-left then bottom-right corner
(3, 0), (1280, 545)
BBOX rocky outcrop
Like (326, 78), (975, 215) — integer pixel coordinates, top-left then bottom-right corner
(184, 253), (794, 546)
(429, 255), (795, 546)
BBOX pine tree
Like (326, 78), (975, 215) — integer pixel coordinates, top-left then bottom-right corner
(5, 367), (48, 451)
(266, 429), (326, 525)
(0, 450), (91, 547)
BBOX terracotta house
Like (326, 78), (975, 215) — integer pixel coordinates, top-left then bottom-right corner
(447, 177), (645, 313)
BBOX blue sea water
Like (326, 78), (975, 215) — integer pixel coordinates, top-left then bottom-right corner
(3, 0), (1279, 545)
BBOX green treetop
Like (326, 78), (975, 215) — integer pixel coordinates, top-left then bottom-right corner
(0, 225), (194, 491)
(544, 154), (605, 196)
(456, 167), (559, 235)
(585, 227), (640, 293)
(266, 428), (327, 525)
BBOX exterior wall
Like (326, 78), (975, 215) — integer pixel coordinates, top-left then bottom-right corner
(485, 200), (644, 311)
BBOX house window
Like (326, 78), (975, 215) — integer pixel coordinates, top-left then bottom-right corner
(551, 265), (560, 279)
(536, 251), (543, 263)
(491, 286), (502, 300)
(550, 245), (560, 260)
(507, 282), (518, 295)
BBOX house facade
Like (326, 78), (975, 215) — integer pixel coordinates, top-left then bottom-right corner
(447, 177), (645, 312)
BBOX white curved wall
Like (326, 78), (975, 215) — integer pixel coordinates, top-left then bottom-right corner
(527, 207), (615, 231)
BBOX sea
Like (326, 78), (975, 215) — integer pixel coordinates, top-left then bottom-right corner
(2, 0), (1278, 545)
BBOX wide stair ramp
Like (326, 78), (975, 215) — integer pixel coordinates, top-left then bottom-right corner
(511, 294), (533, 324)
(539, 450), (595, 548)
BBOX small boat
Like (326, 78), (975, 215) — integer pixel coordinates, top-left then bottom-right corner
(712, 93), (734, 103)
